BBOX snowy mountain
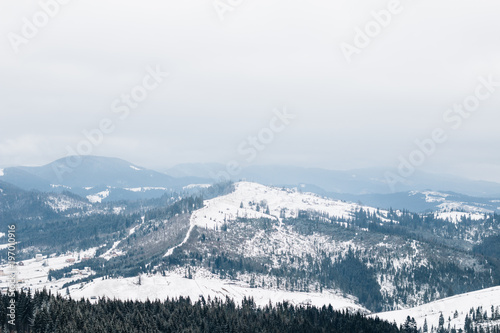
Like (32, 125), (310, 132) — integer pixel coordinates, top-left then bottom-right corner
(323, 189), (500, 218)
(29, 181), (490, 312)
(0, 155), (176, 190)
(4, 156), (500, 208)
(0, 156), (208, 202)
(1, 179), (499, 325)
(0, 180), (93, 220)
(187, 181), (391, 231)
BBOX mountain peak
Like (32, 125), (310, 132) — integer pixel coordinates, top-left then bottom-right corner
(2, 155), (174, 190)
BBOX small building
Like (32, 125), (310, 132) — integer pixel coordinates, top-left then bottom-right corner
(66, 258), (76, 263)
(36, 254), (43, 262)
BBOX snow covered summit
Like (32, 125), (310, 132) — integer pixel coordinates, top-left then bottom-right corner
(191, 181), (389, 230)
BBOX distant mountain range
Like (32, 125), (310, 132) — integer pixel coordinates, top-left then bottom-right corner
(1, 156), (500, 213)
(163, 163), (500, 213)
(164, 163), (500, 197)
(327, 189), (500, 217)
(1, 156), (198, 189)
(0, 156), (208, 202)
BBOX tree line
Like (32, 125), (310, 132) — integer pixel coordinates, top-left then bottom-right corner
(0, 289), (401, 333)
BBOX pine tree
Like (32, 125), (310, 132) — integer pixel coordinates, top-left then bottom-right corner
(438, 312), (445, 333)
(403, 316), (417, 333)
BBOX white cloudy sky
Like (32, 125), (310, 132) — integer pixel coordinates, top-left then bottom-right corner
(0, 0), (499, 182)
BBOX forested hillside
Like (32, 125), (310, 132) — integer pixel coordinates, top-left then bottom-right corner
(0, 290), (400, 333)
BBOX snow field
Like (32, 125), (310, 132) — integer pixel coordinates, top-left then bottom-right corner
(372, 286), (500, 330)
(69, 268), (367, 313)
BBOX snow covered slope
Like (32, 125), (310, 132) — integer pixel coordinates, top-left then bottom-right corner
(0, 248), (98, 293)
(46, 194), (91, 212)
(409, 190), (494, 222)
(86, 189), (110, 203)
(435, 211), (486, 223)
(69, 269), (367, 313)
(190, 181), (390, 230)
(372, 286), (500, 330)
(0, 252), (366, 314)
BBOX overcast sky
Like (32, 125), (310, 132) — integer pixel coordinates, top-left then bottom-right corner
(1, 0), (499, 182)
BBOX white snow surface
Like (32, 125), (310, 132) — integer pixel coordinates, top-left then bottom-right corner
(100, 241), (125, 261)
(50, 184), (71, 190)
(113, 207), (125, 214)
(0, 169), (4, 176)
(183, 184), (211, 190)
(1, 254), (365, 314)
(372, 286), (500, 330)
(164, 224), (194, 257)
(410, 191), (450, 203)
(435, 211), (486, 223)
(124, 187), (168, 192)
(46, 195), (90, 212)
(130, 165), (142, 171)
(69, 269), (366, 313)
(434, 201), (489, 223)
(86, 190), (110, 203)
(0, 248), (98, 292)
(410, 191), (492, 222)
(190, 181), (389, 230)
(0, 243), (14, 250)
(129, 216), (145, 236)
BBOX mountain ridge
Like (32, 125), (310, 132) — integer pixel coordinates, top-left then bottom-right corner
(164, 163), (500, 197)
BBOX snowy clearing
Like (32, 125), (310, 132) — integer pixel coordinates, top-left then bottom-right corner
(86, 190), (110, 203)
(69, 269), (367, 313)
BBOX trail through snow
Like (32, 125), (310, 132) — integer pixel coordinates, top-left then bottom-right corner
(164, 224), (194, 257)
